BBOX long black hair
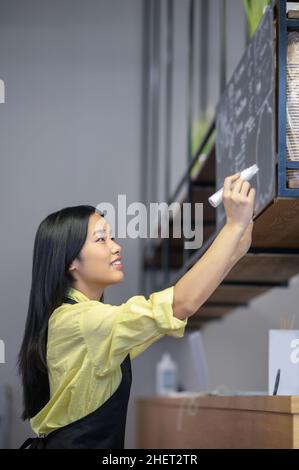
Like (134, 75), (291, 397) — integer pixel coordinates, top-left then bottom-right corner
(18, 205), (104, 420)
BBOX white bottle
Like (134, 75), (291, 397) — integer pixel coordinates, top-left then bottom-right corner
(156, 353), (178, 396)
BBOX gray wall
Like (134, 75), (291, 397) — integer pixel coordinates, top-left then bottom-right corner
(201, 276), (299, 393)
(0, 0), (143, 448)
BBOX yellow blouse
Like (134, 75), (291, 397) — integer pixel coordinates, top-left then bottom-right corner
(30, 286), (188, 436)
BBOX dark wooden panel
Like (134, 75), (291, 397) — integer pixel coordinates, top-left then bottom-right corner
(252, 198), (299, 249)
(143, 248), (183, 269)
(192, 305), (233, 318)
(225, 253), (299, 283)
(192, 146), (216, 185)
(184, 186), (216, 223)
(207, 285), (270, 304)
(144, 225), (216, 269)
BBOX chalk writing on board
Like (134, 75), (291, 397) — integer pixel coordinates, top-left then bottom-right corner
(216, 6), (275, 228)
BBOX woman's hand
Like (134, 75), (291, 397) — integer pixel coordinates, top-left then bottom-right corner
(223, 173), (256, 232)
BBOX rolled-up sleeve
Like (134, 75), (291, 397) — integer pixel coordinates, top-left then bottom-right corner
(79, 286), (187, 375)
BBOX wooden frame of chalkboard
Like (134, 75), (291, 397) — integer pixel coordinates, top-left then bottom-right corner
(278, 0), (299, 196)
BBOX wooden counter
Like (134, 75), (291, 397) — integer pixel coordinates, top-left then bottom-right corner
(137, 395), (299, 449)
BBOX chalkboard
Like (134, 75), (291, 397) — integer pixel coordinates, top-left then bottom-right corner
(216, 6), (275, 229)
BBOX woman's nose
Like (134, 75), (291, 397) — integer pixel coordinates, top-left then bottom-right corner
(111, 239), (122, 254)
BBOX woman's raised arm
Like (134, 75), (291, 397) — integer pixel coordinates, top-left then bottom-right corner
(172, 173), (256, 320)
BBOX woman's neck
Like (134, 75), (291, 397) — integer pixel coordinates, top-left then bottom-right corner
(71, 281), (104, 301)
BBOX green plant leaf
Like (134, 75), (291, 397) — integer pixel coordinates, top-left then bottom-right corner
(243, 0), (270, 37)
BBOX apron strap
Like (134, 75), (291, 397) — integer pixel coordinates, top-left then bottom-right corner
(19, 436), (46, 449)
(19, 437), (34, 449)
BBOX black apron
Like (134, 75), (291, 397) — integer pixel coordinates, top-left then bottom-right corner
(20, 297), (132, 449)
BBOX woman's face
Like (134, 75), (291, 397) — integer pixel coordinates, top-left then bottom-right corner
(70, 212), (124, 288)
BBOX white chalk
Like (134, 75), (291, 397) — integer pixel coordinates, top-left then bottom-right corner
(208, 164), (259, 208)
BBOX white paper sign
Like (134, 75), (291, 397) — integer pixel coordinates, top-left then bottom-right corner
(268, 330), (299, 395)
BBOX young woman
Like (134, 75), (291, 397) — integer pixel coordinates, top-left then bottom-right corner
(18, 173), (255, 449)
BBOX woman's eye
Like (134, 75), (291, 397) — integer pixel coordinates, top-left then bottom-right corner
(96, 237), (106, 242)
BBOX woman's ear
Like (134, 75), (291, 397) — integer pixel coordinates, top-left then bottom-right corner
(68, 260), (79, 278)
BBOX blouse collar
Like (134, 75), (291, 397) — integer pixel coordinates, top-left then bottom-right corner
(66, 287), (92, 303)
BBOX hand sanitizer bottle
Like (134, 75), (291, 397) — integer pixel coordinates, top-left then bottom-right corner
(156, 352), (178, 396)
